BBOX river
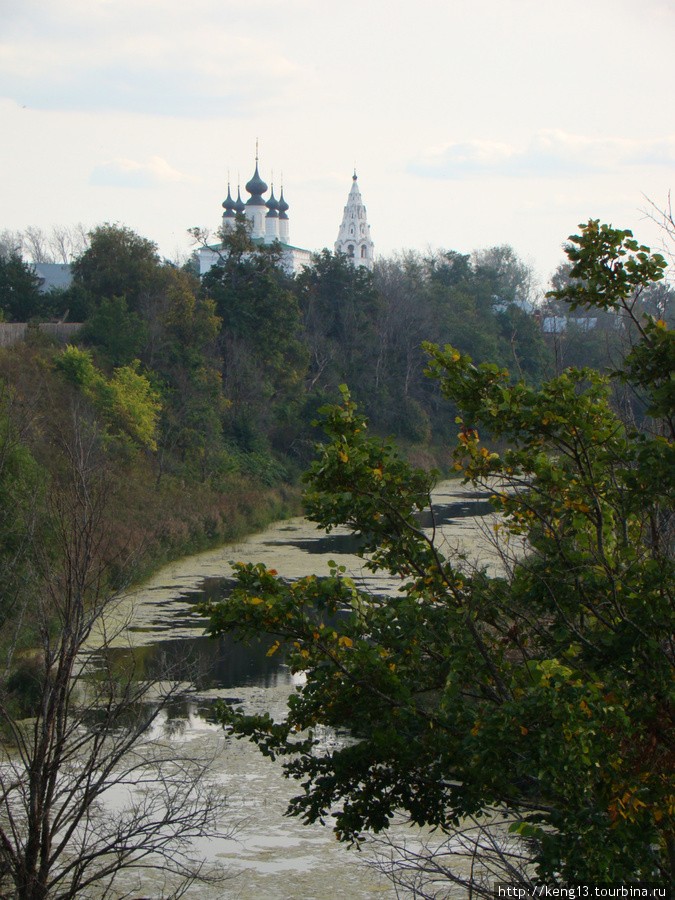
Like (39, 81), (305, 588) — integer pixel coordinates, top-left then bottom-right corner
(97, 479), (499, 900)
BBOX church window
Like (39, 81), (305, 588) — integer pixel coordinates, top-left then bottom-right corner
(361, 245), (368, 258)
(347, 244), (355, 257)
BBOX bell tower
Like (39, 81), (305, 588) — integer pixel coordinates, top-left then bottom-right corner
(335, 171), (374, 270)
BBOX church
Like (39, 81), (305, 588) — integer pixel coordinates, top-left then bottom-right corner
(197, 158), (374, 275)
(334, 171), (374, 270)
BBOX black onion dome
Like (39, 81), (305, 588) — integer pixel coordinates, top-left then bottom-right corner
(245, 162), (268, 205)
(222, 185), (235, 216)
(266, 188), (279, 218)
(277, 188), (289, 219)
(234, 188), (246, 214)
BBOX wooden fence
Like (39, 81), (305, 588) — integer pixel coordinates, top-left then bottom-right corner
(0, 323), (82, 349)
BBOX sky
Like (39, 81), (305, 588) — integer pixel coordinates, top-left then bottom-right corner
(2, 0), (675, 286)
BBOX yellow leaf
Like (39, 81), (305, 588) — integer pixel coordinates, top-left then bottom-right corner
(249, 597), (264, 605)
(266, 640), (280, 657)
(339, 636), (353, 648)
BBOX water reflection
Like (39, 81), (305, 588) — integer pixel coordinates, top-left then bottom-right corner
(263, 494), (495, 555)
(99, 484), (497, 698)
(271, 531), (364, 555)
(100, 632), (290, 699)
(415, 497), (495, 528)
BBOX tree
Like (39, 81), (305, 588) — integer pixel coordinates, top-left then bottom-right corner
(0, 381), (42, 635)
(55, 346), (161, 452)
(296, 249), (380, 396)
(0, 400), (230, 900)
(153, 272), (224, 482)
(71, 224), (168, 318)
(22, 227), (52, 265)
(365, 247), (551, 444)
(0, 231), (25, 262)
(199, 220), (308, 453)
(472, 244), (535, 307)
(47, 225), (89, 266)
(206, 221), (675, 887)
(78, 296), (148, 367)
(370, 254), (435, 440)
(0, 254), (43, 322)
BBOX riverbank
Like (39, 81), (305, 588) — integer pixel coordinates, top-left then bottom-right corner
(0, 340), (459, 599)
(105, 466), (304, 590)
(106, 440), (457, 592)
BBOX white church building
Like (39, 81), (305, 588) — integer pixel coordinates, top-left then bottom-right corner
(198, 160), (374, 276)
(334, 171), (374, 270)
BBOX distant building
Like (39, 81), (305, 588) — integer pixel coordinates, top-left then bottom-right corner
(197, 156), (312, 276)
(334, 171), (374, 271)
(541, 316), (600, 333)
(33, 263), (73, 293)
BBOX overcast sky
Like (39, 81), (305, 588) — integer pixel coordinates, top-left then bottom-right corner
(2, 0), (674, 284)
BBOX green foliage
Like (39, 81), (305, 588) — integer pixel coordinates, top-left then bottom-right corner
(163, 274), (221, 364)
(542, 223), (672, 377)
(203, 224), (305, 381)
(0, 253), (43, 322)
(79, 296), (148, 366)
(98, 361), (161, 451)
(360, 247), (552, 442)
(200, 221), (308, 453)
(621, 316), (675, 419)
(0, 342), (303, 699)
(71, 223), (169, 316)
(55, 346), (160, 451)
(296, 249), (381, 403)
(554, 219), (667, 312)
(54, 343), (98, 387)
(207, 222), (675, 883)
(0, 386), (43, 630)
(153, 271), (225, 480)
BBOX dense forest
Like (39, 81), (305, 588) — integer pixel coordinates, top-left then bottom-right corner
(5, 219), (672, 472)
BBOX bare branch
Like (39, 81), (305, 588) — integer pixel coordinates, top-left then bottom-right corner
(0, 413), (233, 900)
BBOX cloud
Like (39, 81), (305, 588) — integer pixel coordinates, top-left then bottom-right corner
(409, 131), (675, 179)
(0, 3), (310, 117)
(90, 155), (192, 188)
